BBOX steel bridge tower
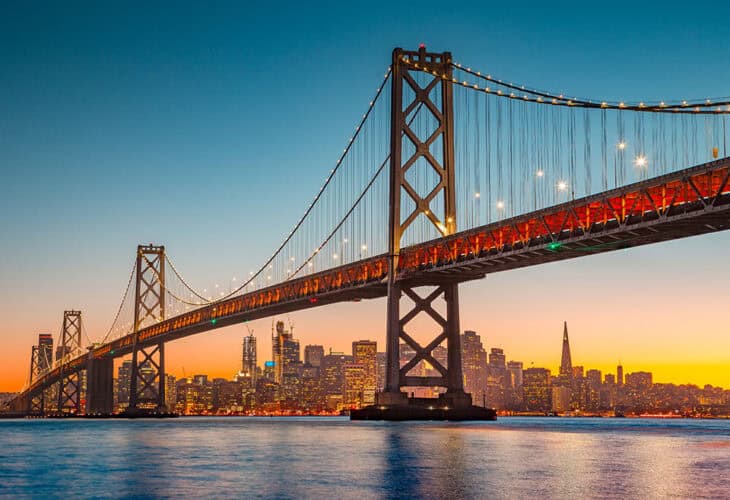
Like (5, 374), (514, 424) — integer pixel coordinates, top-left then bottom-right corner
(377, 46), (472, 411)
(56, 310), (83, 414)
(28, 346), (44, 414)
(128, 244), (167, 412)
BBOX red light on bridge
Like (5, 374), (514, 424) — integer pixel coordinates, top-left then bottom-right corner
(419, 43), (426, 49)
(309, 297), (318, 304)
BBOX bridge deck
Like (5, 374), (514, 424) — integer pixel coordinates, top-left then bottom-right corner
(17, 157), (730, 402)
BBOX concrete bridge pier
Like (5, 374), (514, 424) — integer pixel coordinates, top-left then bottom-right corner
(86, 356), (114, 415)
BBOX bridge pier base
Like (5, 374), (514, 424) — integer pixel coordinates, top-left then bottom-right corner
(86, 356), (114, 415)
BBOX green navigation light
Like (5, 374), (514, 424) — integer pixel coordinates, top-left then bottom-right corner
(211, 319), (217, 325)
(548, 242), (562, 251)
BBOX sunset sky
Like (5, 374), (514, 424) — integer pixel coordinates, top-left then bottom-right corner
(2, 1), (730, 391)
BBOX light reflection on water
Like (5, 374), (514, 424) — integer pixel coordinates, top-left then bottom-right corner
(1, 417), (728, 498)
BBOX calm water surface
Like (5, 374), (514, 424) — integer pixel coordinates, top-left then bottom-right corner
(1, 417), (729, 499)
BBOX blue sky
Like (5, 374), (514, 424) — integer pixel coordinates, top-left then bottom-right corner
(2, 1), (730, 388)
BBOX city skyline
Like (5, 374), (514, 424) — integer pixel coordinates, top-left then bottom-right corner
(98, 321), (728, 416)
(116, 318), (730, 395)
(3, 3), (730, 393)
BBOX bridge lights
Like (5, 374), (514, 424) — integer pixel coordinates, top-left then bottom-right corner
(617, 141), (627, 151)
(536, 170), (544, 177)
(557, 181), (568, 191)
(333, 253), (338, 260)
(496, 200), (505, 209)
(634, 155), (648, 168)
(474, 192), (481, 198)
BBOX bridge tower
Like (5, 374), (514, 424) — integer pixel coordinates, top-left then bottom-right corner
(28, 345), (44, 414)
(378, 46), (472, 411)
(128, 244), (167, 413)
(56, 310), (83, 414)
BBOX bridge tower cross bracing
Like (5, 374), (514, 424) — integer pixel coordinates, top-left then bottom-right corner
(129, 244), (167, 412)
(56, 310), (83, 414)
(28, 345), (44, 414)
(379, 46), (471, 409)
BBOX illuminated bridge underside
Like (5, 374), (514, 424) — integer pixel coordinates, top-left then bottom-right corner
(25, 158), (730, 396)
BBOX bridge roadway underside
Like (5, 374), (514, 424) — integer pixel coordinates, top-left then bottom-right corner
(13, 158), (730, 407)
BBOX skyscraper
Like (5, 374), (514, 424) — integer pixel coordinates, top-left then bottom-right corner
(352, 340), (377, 405)
(487, 348), (507, 409)
(117, 360), (132, 408)
(304, 345), (325, 367)
(523, 367), (551, 412)
(461, 331), (487, 404)
(617, 364), (624, 387)
(559, 321), (572, 383)
(242, 333), (257, 384)
(272, 320), (299, 384)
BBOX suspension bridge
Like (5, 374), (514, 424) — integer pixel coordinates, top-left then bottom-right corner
(5, 46), (730, 418)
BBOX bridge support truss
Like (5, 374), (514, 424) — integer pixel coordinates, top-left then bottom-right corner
(128, 244), (167, 412)
(377, 47), (473, 412)
(28, 346), (44, 414)
(56, 310), (83, 414)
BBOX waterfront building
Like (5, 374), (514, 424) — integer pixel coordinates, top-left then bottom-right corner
(352, 340), (377, 405)
(116, 360), (132, 408)
(461, 331), (487, 405)
(506, 360), (524, 409)
(165, 374), (177, 411)
(552, 385), (572, 413)
(487, 347), (508, 409)
(214, 380), (242, 412)
(343, 363), (366, 408)
(376, 352), (386, 392)
(321, 350), (352, 400)
(586, 369), (602, 411)
(523, 367), (551, 412)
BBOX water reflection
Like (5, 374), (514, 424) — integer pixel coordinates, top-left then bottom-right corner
(0, 417), (728, 498)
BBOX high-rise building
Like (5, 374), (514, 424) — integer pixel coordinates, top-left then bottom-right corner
(376, 352), (387, 392)
(461, 331), (487, 404)
(304, 345), (325, 367)
(272, 320), (299, 384)
(625, 371), (652, 388)
(241, 333), (257, 384)
(506, 360), (524, 410)
(321, 350), (352, 398)
(487, 348), (507, 409)
(617, 364), (624, 387)
(586, 369), (602, 411)
(117, 360), (132, 408)
(352, 340), (377, 405)
(523, 367), (551, 412)
(552, 385), (572, 413)
(37, 334), (53, 372)
(165, 374), (177, 411)
(343, 363), (366, 408)
(559, 321), (572, 384)
(507, 361), (523, 388)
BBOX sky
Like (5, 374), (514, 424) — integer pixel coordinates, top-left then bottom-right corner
(2, 1), (730, 391)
